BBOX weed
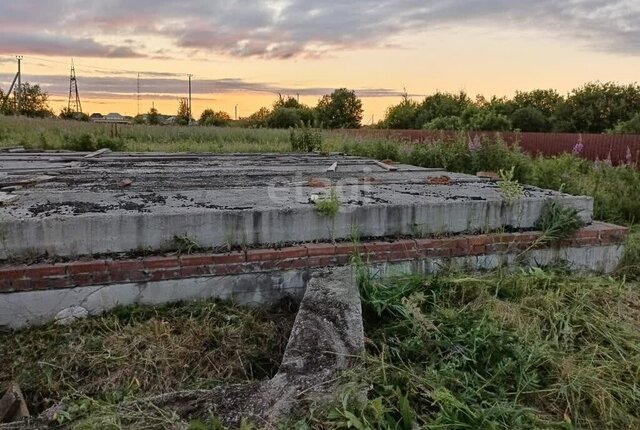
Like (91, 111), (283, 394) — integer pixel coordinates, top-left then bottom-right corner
(314, 189), (341, 218)
(498, 166), (524, 204)
(290, 127), (322, 152)
(167, 234), (202, 254)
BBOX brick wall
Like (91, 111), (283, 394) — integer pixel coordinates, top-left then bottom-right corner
(0, 222), (627, 294)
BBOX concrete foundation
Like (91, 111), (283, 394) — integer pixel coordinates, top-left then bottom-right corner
(0, 153), (592, 259)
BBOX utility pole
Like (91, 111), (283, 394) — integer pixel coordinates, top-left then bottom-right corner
(137, 73), (140, 116)
(15, 56), (22, 116)
(187, 74), (193, 124)
(235, 104), (238, 120)
(68, 59), (82, 114)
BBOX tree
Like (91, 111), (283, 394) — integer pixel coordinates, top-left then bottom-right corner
(414, 91), (472, 128)
(176, 98), (191, 125)
(512, 89), (564, 118)
(610, 112), (640, 134)
(267, 107), (314, 128)
(59, 108), (89, 121)
(565, 82), (640, 133)
(382, 94), (418, 129)
(422, 116), (466, 131)
(510, 107), (551, 132)
(466, 109), (512, 131)
(1, 83), (53, 117)
(147, 107), (161, 125)
(246, 107), (271, 128)
(315, 88), (363, 129)
(199, 109), (231, 126)
(273, 95), (304, 109)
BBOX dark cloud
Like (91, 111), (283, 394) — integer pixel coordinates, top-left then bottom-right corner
(0, 73), (407, 98)
(0, 32), (142, 58)
(0, 1), (637, 59)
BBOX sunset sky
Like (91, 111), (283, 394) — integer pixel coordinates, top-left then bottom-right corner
(1, 1), (639, 121)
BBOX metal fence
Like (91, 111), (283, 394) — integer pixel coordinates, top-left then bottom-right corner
(340, 129), (640, 166)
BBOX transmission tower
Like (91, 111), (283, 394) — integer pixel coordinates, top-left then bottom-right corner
(68, 60), (82, 114)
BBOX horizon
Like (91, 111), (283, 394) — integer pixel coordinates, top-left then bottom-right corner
(1, 1), (639, 120)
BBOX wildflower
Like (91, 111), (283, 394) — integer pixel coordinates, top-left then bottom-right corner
(468, 135), (481, 152)
(572, 135), (584, 155)
(603, 151), (612, 166)
(625, 147), (633, 166)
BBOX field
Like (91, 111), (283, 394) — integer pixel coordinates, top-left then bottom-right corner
(2, 115), (640, 429)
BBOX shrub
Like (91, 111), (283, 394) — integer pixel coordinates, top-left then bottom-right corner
(290, 127), (322, 152)
(510, 107), (551, 132)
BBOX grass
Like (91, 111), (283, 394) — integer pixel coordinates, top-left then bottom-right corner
(0, 299), (295, 416)
(3, 115), (640, 428)
(297, 268), (640, 430)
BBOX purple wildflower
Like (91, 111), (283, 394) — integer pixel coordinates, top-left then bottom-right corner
(468, 135), (481, 152)
(572, 135), (584, 155)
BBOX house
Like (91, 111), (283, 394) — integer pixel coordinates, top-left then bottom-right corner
(92, 112), (131, 124)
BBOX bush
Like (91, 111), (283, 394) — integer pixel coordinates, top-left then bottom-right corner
(64, 133), (125, 152)
(290, 127), (322, 152)
(511, 107), (551, 132)
(422, 116), (466, 131)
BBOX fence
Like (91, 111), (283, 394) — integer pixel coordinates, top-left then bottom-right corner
(340, 129), (640, 166)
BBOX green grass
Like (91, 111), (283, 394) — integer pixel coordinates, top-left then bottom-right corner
(0, 299), (295, 416)
(297, 268), (640, 430)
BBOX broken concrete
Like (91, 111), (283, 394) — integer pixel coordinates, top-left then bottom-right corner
(1, 269), (364, 428)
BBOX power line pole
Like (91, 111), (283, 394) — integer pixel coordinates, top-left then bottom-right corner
(235, 104), (238, 120)
(138, 74), (141, 115)
(187, 74), (193, 124)
(68, 59), (82, 114)
(15, 55), (22, 116)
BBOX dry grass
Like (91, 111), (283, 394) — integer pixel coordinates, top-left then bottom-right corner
(0, 299), (295, 415)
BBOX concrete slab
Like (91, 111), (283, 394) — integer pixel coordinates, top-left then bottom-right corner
(0, 152), (593, 259)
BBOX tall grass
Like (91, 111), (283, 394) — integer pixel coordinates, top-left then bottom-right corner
(303, 268), (640, 429)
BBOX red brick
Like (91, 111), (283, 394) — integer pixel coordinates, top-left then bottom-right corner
(143, 256), (180, 270)
(179, 254), (214, 267)
(91, 272), (111, 284)
(384, 240), (419, 252)
(0, 266), (26, 280)
(47, 276), (72, 289)
(307, 255), (336, 268)
(305, 243), (336, 256)
(415, 238), (439, 250)
(150, 268), (181, 281)
(6, 279), (31, 292)
(180, 265), (210, 277)
(335, 243), (357, 255)
(67, 260), (108, 274)
(362, 242), (391, 254)
(71, 273), (94, 286)
(110, 270), (148, 283)
(279, 246), (308, 259)
(246, 249), (280, 262)
(214, 263), (246, 276)
(26, 264), (66, 278)
(108, 259), (144, 272)
(212, 253), (246, 264)
(334, 254), (353, 265)
(387, 249), (423, 260)
(29, 278), (49, 290)
(279, 258), (309, 270)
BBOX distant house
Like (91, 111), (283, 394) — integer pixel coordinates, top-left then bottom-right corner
(92, 112), (131, 124)
(89, 113), (103, 121)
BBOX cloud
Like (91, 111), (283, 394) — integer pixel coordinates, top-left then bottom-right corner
(0, 32), (142, 58)
(0, 73), (407, 99)
(0, 1), (638, 59)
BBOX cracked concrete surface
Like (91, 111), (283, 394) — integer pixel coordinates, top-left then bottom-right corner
(0, 152), (593, 259)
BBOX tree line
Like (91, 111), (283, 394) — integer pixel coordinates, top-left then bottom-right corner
(382, 83), (640, 134)
(3, 81), (640, 134)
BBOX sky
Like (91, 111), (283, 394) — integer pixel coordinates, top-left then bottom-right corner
(1, 0), (639, 121)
